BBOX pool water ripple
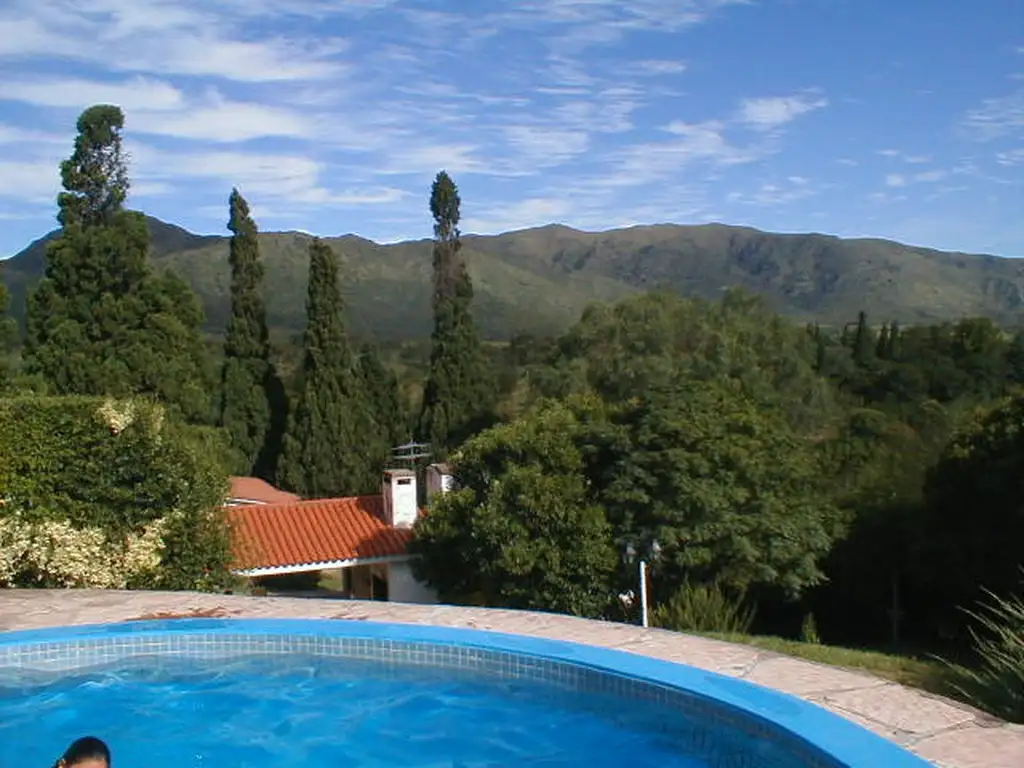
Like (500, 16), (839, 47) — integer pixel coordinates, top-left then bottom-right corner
(3, 655), (741, 767)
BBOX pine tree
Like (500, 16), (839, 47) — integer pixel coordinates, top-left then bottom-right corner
(277, 238), (374, 497)
(23, 105), (212, 421)
(220, 189), (285, 479)
(889, 320), (901, 360)
(417, 171), (495, 456)
(875, 322), (891, 360)
(356, 342), (408, 460)
(852, 310), (875, 366)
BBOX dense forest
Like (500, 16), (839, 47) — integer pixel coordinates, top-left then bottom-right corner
(1, 105), (1022, 722)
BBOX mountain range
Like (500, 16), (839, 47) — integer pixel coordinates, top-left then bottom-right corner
(2, 218), (1023, 340)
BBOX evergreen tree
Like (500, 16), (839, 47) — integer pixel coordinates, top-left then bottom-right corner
(278, 238), (374, 497)
(220, 189), (285, 478)
(356, 342), (407, 452)
(417, 171), (495, 456)
(876, 322), (891, 360)
(23, 105), (213, 421)
(889, 320), (902, 360)
(852, 311), (875, 366)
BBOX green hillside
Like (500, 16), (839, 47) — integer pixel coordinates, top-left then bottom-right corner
(3, 217), (1023, 340)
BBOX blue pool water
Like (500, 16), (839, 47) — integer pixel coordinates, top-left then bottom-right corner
(4, 654), (780, 767)
(0, 619), (935, 768)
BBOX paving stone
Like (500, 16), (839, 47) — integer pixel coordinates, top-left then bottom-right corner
(745, 655), (885, 695)
(913, 723), (1024, 768)
(820, 683), (977, 735)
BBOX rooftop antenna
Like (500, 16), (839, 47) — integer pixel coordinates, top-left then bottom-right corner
(391, 441), (433, 505)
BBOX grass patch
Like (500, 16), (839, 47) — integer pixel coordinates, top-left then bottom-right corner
(703, 632), (955, 699)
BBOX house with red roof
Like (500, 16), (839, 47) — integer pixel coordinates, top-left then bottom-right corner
(225, 465), (452, 604)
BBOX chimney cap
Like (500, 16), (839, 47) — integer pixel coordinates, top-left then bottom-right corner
(383, 468), (416, 478)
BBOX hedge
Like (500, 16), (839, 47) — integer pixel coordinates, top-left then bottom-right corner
(0, 395), (233, 590)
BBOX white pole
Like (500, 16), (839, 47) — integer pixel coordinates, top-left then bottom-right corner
(639, 560), (649, 628)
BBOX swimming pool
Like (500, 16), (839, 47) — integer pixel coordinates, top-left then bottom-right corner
(0, 618), (932, 767)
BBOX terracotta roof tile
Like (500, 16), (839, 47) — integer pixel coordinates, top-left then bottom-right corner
(227, 495), (413, 571)
(228, 476), (301, 505)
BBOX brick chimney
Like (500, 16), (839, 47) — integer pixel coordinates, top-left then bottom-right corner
(425, 463), (454, 504)
(382, 468), (418, 528)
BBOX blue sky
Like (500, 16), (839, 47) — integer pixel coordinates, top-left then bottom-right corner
(0, 0), (1021, 258)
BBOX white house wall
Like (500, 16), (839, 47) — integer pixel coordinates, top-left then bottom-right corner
(387, 560), (439, 604)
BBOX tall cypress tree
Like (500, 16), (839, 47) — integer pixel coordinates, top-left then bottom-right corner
(220, 189), (285, 479)
(356, 342), (407, 460)
(277, 238), (374, 497)
(417, 170), (494, 456)
(23, 104), (212, 421)
(852, 310), (875, 366)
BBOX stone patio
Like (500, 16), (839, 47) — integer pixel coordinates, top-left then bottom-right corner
(1, 590), (1022, 768)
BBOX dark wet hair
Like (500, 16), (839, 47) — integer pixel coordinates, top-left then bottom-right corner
(55, 737), (110, 768)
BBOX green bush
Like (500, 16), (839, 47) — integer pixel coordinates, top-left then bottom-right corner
(651, 580), (757, 635)
(801, 613), (822, 644)
(0, 395), (233, 590)
(944, 581), (1024, 723)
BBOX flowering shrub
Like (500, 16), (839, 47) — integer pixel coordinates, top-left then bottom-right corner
(0, 395), (233, 590)
(0, 514), (164, 588)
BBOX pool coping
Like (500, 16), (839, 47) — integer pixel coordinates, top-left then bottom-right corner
(0, 590), (1021, 768)
(0, 617), (928, 768)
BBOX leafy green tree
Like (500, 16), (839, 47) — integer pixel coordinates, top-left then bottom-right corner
(913, 395), (1024, 637)
(410, 399), (617, 617)
(220, 189), (286, 478)
(1009, 330), (1024, 385)
(550, 290), (837, 435)
(580, 378), (843, 600)
(278, 238), (374, 496)
(23, 104), (212, 421)
(418, 171), (495, 456)
(0, 396), (232, 590)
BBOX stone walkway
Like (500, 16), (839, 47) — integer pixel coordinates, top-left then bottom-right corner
(1, 590), (1022, 768)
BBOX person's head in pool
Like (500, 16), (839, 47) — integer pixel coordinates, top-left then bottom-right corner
(54, 737), (110, 768)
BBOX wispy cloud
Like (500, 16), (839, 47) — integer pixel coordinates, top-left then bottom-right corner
(961, 90), (1024, 141)
(737, 93), (828, 131)
(0, 0), (1019, 258)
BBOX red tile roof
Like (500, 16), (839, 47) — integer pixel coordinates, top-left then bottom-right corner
(226, 495), (413, 572)
(228, 476), (301, 505)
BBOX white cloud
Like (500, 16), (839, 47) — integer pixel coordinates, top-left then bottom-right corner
(504, 126), (589, 165)
(737, 93), (828, 131)
(886, 174), (906, 187)
(633, 59), (688, 75)
(0, 0), (348, 83)
(129, 143), (408, 206)
(996, 148), (1024, 165)
(0, 160), (60, 202)
(131, 98), (315, 142)
(961, 90), (1024, 141)
(464, 197), (574, 233)
(0, 76), (185, 112)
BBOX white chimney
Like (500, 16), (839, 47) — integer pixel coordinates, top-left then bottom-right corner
(382, 469), (418, 528)
(425, 463), (454, 504)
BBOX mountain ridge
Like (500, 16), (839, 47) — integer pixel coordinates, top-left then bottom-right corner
(2, 217), (1022, 340)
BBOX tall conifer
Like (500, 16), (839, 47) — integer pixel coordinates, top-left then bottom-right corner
(23, 105), (211, 420)
(220, 189), (285, 478)
(278, 239), (374, 496)
(417, 171), (494, 455)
